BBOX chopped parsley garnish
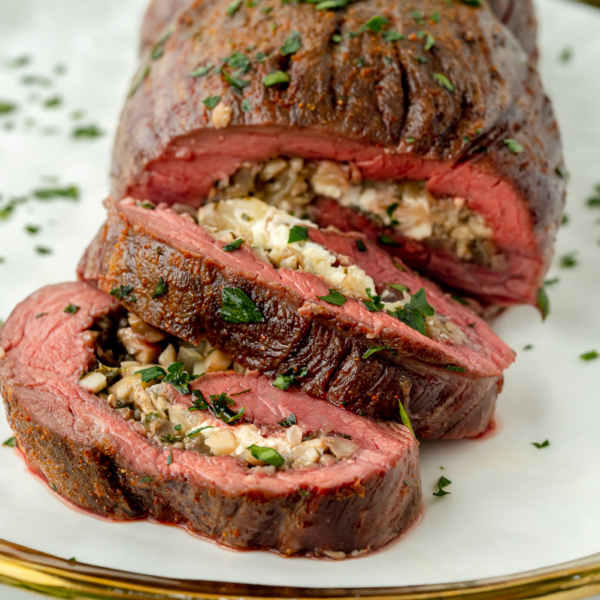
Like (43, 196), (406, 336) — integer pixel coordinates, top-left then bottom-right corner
(432, 73), (454, 93)
(223, 238), (244, 251)
(316, 289), (347, 306)
(424, 33), (435, 51)
(73, 125), (104, 138)
(362, 346), (391, 359)
(388, 283), (408, 294)
(160, 433), (182, 444)
(411, 9), (425, 24)
(356, 239), (367, 252)
(364, 15), (389, 33)
(281, 32), (302, 56)
(221, 287), (264, 323)
(167, 449), (173, 465)
(288, 225), (309, 243)
(64, 304), (79, 315)
(231, 388), (251, 396)
(5, 55), (30, 68)
(315, 0), (348, 9)
(273, 373), (295, 391)
(247, 444), (285, 467)
(190, 63), (213, 78)
(35, 246), (52, 255)
(164, 362), (200, 395)
(399, 401), (415, 437)
(503, 139), (524, 155)
(2, 437), (16, 447)
(580, 350), (599, 361)
(433, 476), (452, 497)
(21, 74), (51, 86)
(33, 185), (79, 200)
(141, 477), (153, 483)
(67, 557), (77, 562)
(382, 31), (404, 42)
(378, 233), (400, 246)
(587, 184), (600, 208)
(151, 28), (173, 60)
(460, 0), (484, 5)
(537, 287), (550, 321)
(203, 95), (221, 109)
(174, 424), (182, 431)
(277, 413), (298, 427)
(186, 425), (214, 438)
(153, 277), (167, 298)
(331, 34), (342, 43)
(0, 101), (17, 115)
(560, 251), (578, 268)
(43, 96), (61, 108)
(445, 365), (466, 373)
(128, 65), (151, 98)
(532, 440), (549, 449)
(227, 0), (243, 16)
(363, 288), (384, 313)
(387, 288), (434, 337)
(25, 225), (40, 235)
(197, 391), (246, 424)
(263, 70), (290, 87)
(523, 344), (533, 351)
(241, 99), (252, 112)
(559, 46), (573, 63)
(110, 284), (136, 302)
(138, 365), (167, 382)
(451, 294), (469, 306)
(356, 58), (365, 68)
(227, 52), (252, 75)
(544, 277), (560, 286)
(35, 312), (48, 318)
(223, 71), (251, 91)
(273, 368), (307, 391)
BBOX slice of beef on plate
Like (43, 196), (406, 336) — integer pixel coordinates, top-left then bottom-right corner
(0, 281), (421, 558)
(78, 197), (516, 439)
(111, 0), (564, 307)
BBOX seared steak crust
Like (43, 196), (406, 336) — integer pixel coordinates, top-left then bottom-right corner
(0, 282), (421, 557)
(79, 200), (514, 439)
(112, 0), (563, 306)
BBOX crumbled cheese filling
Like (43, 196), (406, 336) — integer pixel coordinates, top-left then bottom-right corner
(207, 157), (504, 269)
(198, 198), (467, 345)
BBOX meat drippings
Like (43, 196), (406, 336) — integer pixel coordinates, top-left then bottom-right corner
(81, 313), (357, 472)
(198, 198), (468, 346)
(206, 158), (505, 269)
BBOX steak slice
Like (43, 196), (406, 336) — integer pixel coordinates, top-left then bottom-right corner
(78, 198), (515, 439)
(0, 281), (421, 558)
(111, 0), (564, 307)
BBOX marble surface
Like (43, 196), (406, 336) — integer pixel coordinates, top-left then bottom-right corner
(1, 0), (600, 594)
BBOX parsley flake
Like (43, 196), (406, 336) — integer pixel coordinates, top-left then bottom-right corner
(221, 287), (264, 323)
(580, 350), (599, 362)
(190, 63), (213, 78)
(316, 289), (347, 306)
(227, 0), (243, 16)
(356, 239), (367, 252)
(281, 32), (302, 56)
(247, 444), (285, 467)
(263, 70), (290, 87)
(433, 476), (452, 497)
(433, 73), (454, 92)
(277, 413), (298, 427)
(223, 238), (244, 251)
(64, 304), (79, 315)
(110, 284), (136, 303)
(504, 139), (524, 154)
(537, 287), (550, 321)
(128, 65), (151, 98)
(365, 15), (389, 33)
(399, 401), (415, 437)
(288, 225), (309, 243)
(153, 277), (167, 298)
(532, 440), (549, 449)
(203, 95), (221, 109)
(2, 437), (16, 447)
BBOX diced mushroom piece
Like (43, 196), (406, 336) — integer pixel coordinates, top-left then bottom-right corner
(292, 445), (321, 469)
(117, 328), (161, 364)
(133, 386), (161, 417)
(158, 343), (177, 367)
(322, 437), (358, 459)
(79, 372), (107, 394)
(168, 402), (205, 433)
(177, 346), (203, 373)
(310, 161), (349, 199)
(205, 429), (238, 456)
(128, 313), (165, 343)
(108, 375), (144, 403)
(205, 349), (233, 373)
(285, 425), (303, 448)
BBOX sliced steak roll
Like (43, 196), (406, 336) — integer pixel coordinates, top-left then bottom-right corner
(112, 0), (563, 307)
(79, 197), (515, 439)
(0, 281), (421, 558)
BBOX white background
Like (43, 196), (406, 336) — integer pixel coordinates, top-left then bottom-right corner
(1, 0), (600, 596)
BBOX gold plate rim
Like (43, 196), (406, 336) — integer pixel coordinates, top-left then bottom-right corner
(1, 538), (600, 600)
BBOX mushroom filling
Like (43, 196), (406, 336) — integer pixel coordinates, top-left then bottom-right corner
(198, 197), (468, 345)
(80, 313), (358, 472)
(206, 158), (506, 270)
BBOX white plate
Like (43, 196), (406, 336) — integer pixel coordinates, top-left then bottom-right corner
(1, 0), (600, 590)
